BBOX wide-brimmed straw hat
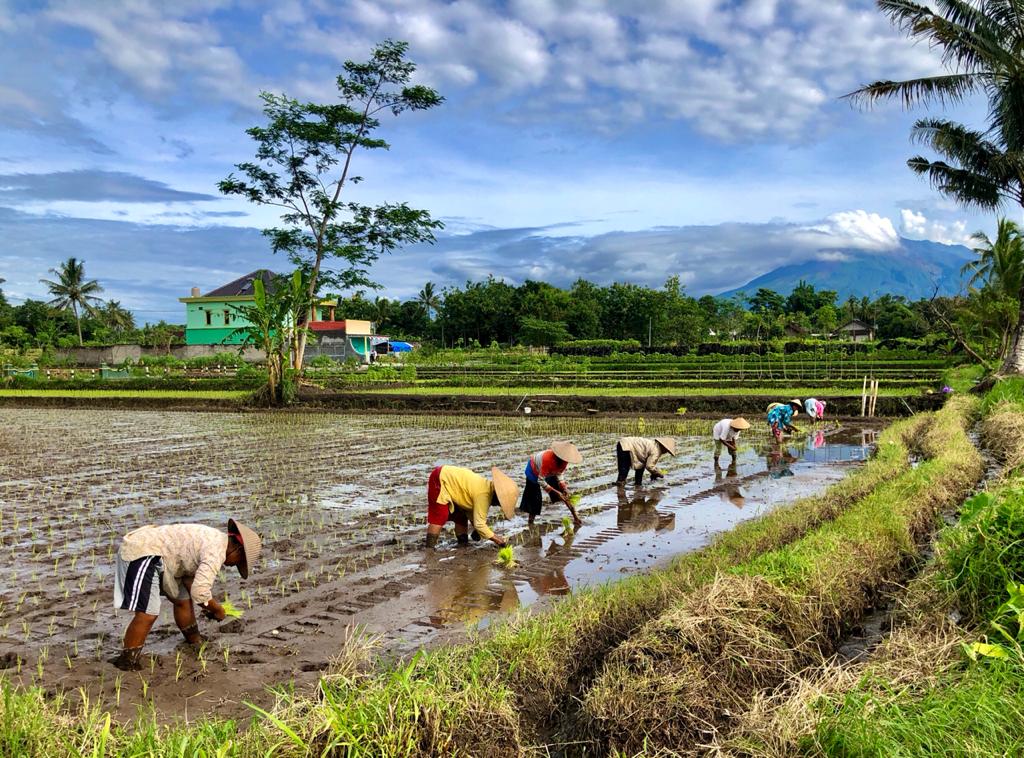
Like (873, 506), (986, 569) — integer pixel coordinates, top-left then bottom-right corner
(551, 440), (583, 464)
(730, 417), (751, 430)
(654, 436), (677, 456)
(789, 399), (804, 409)
(227, 518), (262, 580)
(491, 467), (519, 519)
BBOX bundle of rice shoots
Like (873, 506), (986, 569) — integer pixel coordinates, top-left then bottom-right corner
(562, 515), (575, 535)
(495, 546), (517, 568)
(569, 494), (581, 506)
(220, 599), (243, 618)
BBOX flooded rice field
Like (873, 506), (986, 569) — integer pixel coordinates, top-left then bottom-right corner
(0, 409), (880, 721)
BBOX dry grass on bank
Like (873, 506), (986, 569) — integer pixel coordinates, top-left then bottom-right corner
(579, 398), (982, 756)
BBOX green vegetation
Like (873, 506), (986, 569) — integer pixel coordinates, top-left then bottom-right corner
(0, 389), (247, 400)
(359, 383), (922, 397)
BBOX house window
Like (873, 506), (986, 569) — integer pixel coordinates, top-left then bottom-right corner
(205, 310), (212, 326)
(223, 310), (231, 325)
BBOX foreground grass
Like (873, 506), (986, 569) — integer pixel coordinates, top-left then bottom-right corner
(0, 389), (247, 400)
(581, 397), (982, 754)
(718, 383), (1024, 757)
(0, 411), (922, 755)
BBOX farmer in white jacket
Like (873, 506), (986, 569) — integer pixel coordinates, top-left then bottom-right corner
(615, 436), (676, 486)
(713, 417), (751, 465)
(111, 519), (261, 671)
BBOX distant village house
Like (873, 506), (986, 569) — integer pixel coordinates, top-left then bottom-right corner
(836, 319), (875, 342)
(179, 270), (380, 363)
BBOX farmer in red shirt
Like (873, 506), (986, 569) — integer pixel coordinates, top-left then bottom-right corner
(520, 441), (583, 526)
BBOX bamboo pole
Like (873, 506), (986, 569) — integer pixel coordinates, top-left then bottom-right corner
(861, 376), (868, 417)
(869, 379), (879, 417)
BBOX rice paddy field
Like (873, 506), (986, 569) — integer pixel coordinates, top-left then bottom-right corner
(0, 408), (875, 726)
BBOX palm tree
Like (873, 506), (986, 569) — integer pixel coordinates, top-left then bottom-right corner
(963, 218), (1024, 300)
(99, 300), (136, 334)
(849, 0), (1024, 374)
(416, 281), (440, 319)
(39, 257), (104, 346)
(372, 296), (391, 331)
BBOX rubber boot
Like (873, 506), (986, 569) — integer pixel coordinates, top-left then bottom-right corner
(456, 533), (470, 546)
(425, 533), (439, 549)
(112, 646), (144, 671)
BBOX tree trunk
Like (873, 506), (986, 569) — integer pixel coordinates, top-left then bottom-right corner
(74, 302), (83, 347)
(999, 297), (1024, 375)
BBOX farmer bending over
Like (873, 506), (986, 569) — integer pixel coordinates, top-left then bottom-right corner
(767, 399), (803, 442)
(425, 466), (519, 548)
(804, 397), (826, 420)
(521, 441), (583, 527)
(712, 417), (750, 465)
(615, 436), (676, 486)
(111, 519), (261, 671)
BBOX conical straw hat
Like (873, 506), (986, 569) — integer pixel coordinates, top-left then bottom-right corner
(227, 518), (262, 579)
(491, 467), (519, 519)
(654, 437), (676, 455)
(789, 398), (804, 409)
(730, 417), (751, 430)
(551, 440), (583, 464)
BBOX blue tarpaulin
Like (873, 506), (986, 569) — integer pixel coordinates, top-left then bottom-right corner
(389, 341), (413, 352)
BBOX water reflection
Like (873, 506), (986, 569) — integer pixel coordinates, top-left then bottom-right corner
(616, 489), (675, 532)
(713, 462), (746, 508)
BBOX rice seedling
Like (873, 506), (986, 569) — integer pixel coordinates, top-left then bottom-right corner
(495, 546), (517, 569)
(220, 599), (243, 618)
(561, 516), (574, 536)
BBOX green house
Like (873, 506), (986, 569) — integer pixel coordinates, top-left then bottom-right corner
(179, 270), (278, 345)
(180, 270), (352, 349)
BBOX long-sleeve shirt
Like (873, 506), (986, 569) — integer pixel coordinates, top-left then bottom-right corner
(119, 524), (227, 605)
(712, 420), (741, 444)
(767, 404), (794, 430)
(437, 465), (496, 540)
(617, 437), (665, 473)
(524, 450), (568, 489)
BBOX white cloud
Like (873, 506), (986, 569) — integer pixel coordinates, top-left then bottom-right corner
(807, 210), (900, 250)
(899, 208), (973, 246)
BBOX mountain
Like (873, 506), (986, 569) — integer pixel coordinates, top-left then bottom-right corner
(718, 238), (974, 301)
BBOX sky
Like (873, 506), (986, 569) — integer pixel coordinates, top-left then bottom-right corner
(0, 0), (1006, 323)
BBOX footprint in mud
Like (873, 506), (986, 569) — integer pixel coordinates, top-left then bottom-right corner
(0, 651), (21, 670)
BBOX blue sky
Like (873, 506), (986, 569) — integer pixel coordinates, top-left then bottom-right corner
(0, 0), (1001, 322)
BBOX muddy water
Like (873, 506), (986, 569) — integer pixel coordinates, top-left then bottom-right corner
(0, 409), (879, 722)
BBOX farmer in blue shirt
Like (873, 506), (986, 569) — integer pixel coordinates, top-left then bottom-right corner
(767, 399), (803, 442)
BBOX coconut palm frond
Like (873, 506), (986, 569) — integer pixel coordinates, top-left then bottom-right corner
(907, 156), (1006, 209)
(846, 73), (985, 108)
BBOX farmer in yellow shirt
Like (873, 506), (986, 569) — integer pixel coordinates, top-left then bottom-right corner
(425, 465), (519, 549)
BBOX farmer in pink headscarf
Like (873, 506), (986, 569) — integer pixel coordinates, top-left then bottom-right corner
(804, 397), (826, 420)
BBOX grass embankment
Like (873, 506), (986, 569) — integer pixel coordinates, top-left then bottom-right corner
(579, 397), (982, 754)
(0, 389), (248, 400)
(360, 384), (921, 397)
(0, 411), (921, 755)
(705, 384), (1024, 756)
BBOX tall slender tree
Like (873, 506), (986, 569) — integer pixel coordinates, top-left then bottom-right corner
(39, 257), (103, 346)
(849, 0), (1024, 374)
(416, 281), (440, 319)
(219, 40), (444, 370)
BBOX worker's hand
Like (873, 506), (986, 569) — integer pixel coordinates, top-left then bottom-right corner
(490, 534), (507, 547)
(650, 470), (664, 480)
(201, 599), (226, 621)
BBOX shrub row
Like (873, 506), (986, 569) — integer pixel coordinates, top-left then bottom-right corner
(1, 375), (264, 392)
